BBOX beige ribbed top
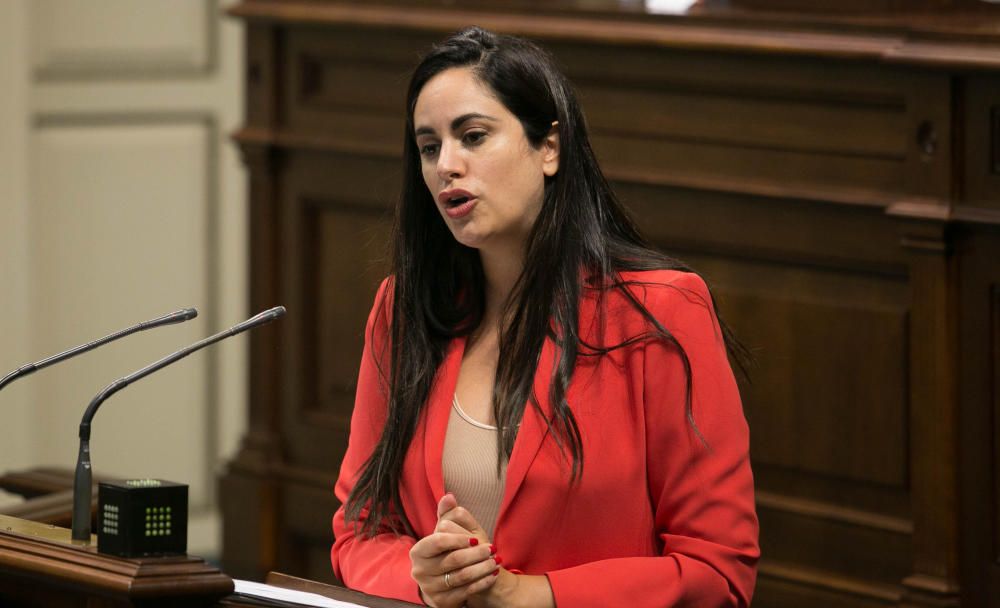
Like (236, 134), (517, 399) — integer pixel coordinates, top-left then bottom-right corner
(441, 396), (506, 539)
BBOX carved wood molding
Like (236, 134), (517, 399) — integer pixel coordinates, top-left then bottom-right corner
(759, 560), (904, 603)
(229, 1), (1000, 68)
(232, 128), (1000, 227)
(757, 491), (913, 534)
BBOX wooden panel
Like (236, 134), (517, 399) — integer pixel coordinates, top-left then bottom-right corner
(280, 150), (397, 471)
(245, 24), (279, 128)
(993, 284), (1000, 585)
(625, 178), (915, 602)
(582, 84), (907, 158)
(615, 182), (907, 271)
(311, 204), (393, 415)
(898, 220), (961, 604)
(219, 469), (278, 580)
(283, 28), (432, 146)
(754, 466), (910, 527)
(597, 132), (905, 195)
(226, 4), (1000, 607)
(756, 570), (899, 608)
(275, 26), (955, 205)
(554, 41), (952, 203)
(658, 240), (910, 604)
(731, 0), (898, 11)
(962, 76), (1000, 211)
(732, 283), (908, 486)
(742, 271), (903, 464)
(279, 478), (340, 584)
(731, 0), (983, 13)
(758, 502), (911, 587)
(957, 225), (1000, 607)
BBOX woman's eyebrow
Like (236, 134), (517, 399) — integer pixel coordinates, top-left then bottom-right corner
(450, 112), (498, 130)
(414, 112), (498, 137)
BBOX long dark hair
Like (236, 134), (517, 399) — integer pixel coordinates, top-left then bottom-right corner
(345, 26), (747, 536)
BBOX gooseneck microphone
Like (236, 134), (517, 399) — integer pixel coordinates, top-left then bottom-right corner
(0, 308), (199, 393)
(71, 306), (286, 541)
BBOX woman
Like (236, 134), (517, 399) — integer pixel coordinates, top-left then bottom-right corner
(331, 26), (758, 608)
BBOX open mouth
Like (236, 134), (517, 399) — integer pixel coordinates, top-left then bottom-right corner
(438, 190), (477, 218)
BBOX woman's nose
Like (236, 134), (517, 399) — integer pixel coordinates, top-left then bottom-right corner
(436, 141), (464, 180)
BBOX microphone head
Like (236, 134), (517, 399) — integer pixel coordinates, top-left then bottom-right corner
(178, 307), (198, 321)
(239, 306), (287, 330)
(163, 307), (198, 324)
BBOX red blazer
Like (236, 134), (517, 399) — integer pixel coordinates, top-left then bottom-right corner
(331, 270), (759, 607)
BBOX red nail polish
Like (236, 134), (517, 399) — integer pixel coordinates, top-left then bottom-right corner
(489, 544), (496, 555)
(494, 555), (503, 565)
(469, 537), (479, 546)
(492, 569), (499, 576)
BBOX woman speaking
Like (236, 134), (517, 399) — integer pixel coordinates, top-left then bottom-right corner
(330, 26), (759, 608)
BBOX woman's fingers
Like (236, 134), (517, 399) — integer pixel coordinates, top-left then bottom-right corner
(437, 492), (459, 518)
(410, 533), (496, 588)
(417, 496), (497, 606)
(412, 539), (494, 575)
(410, 532), (479, 559)
(424, 572), (498, 608)
(437, 543), (495, 574)
(433, 554), (498, 591)
(438, 504), (489, 540)
(411, 534), (499, 608)
(435, 518), (479, 535)
(464, 567), (501, 594)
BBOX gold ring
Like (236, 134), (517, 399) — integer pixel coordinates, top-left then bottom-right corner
(444, 571), (453, 589)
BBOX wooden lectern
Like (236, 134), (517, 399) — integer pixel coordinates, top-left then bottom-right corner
(0, 514), (233, 608)
(0, 515), (420, 608)
(0, 468), (416, 608)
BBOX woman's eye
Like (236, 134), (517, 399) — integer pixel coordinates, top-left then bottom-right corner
(419, 143), (439, 157)
(463, 131), (486, 146)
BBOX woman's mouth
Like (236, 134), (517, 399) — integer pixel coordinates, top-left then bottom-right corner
(439, 189), (478, 219)
(444, 196), (477, 219)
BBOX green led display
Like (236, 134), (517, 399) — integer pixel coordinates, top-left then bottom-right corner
(97, 479), (187, 557)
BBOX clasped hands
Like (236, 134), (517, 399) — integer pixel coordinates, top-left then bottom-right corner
(409, 493), (507, 608)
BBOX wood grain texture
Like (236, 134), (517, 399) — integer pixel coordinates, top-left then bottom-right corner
(223, 3), (1000, 606)
(0, 516), (232, 607)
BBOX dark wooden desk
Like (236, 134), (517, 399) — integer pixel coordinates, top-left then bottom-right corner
(0, 515), (416, 608)
(0, 515), (232, 608)
(219, 592), (417, 608)
(219, 572), (420, 608)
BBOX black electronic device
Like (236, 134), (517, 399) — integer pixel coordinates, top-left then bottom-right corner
(97, 479), (188, 558)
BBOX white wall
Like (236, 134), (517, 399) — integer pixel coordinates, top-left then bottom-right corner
(0, 1), (33, 477)
(0, 0), (247, 559)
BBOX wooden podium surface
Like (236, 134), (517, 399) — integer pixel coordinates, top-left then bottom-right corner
(221, 573), (419, 608)
(0, 514), (232, 607)
(0, 515), (413, 608)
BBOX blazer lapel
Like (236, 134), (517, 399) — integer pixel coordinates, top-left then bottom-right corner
(423, 336), (466, 504)
(421, 334), (556, 533)
(496, 336), (555, 528)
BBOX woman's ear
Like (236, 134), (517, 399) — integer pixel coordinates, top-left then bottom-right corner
(542, 121), (560, 177)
